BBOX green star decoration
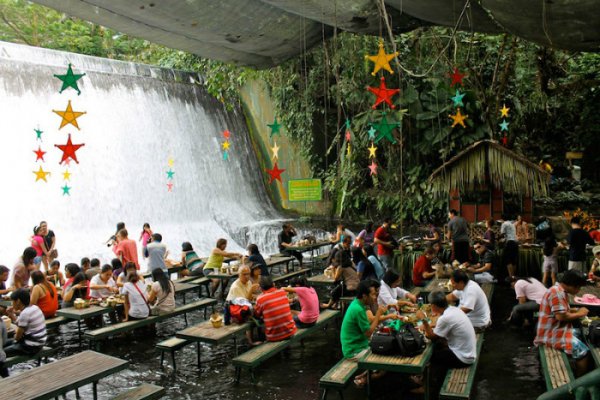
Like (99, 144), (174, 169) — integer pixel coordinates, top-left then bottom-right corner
(166, 169), (175, 179)
(267, 118), (281, 137)
(367, 126), (377, 140)
(451, 90), (465, 107)
(345, 119), (351, 130)
(61, 184), (71, 196)
(34, 128), (43, 140)
(372, 113), (399, 144)
(499, 119), (509, 131)
(54, 64), (85, 95)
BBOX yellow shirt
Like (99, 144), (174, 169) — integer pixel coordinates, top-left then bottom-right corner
(204, 252), (224, 270)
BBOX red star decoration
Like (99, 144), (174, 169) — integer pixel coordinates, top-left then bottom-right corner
(448, 67), (466, 87)
(345, 130), (352, 141)
(63, 158), (71, 166)
(33, 146), (46, 162)
(367, 76), (400, 109)
(502, 135), (508, 146)
(265, 162), (285, 184)
(167, 182), (174, 192)
(54, 134), (85, 164)
(223, 129), (231, 139)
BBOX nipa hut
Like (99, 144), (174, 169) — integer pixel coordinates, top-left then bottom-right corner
(429, 140), (550, 223)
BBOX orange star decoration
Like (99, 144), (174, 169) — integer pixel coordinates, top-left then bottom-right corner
(368, 161), (378, 176)
(500, 104), (510, 118)
(448, 67), (466, 87)
(33, 166), (50, 182)
(367, 76), (400, 109)
(55, 134), (85, 164)
(265, 162), (285, 184)
(52, 100), (86, 130)
(365, 41), (398, 76)
(449, 109), (468, 128)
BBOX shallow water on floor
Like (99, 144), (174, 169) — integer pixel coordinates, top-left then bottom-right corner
(9, 285), (545, 399)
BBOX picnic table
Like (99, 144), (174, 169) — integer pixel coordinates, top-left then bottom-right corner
(358, 343), (434, 399)
(307, 273), (334, 286)
(173, 281), (200, 303)
(0, 350), (128, 400)
(265, 255), (295, 273)
(177, 320), (252, 367)
(57, 305), (112, 341)
(290, 240), (332, 266)
(142, 264), (185, 279)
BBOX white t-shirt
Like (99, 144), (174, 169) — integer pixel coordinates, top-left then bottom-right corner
(514, 278), (547, 304)
(89, 275), (117, 299)
(122, 281), (150, 319)
(452, 280), (491, 328)
(501, 221), (517, 242)
(226, 278), (253, 301)
(434, 306), (477, 364)
(378, 280), (410, 307)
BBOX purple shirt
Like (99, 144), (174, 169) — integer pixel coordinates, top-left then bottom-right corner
(295, 287), (319, 324)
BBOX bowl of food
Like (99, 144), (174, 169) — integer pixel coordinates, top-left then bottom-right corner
(2, 315), (11, 330)
(210, 312), (223, 328)
(107, 296), (117, 307)
(74, 298), (86, 309)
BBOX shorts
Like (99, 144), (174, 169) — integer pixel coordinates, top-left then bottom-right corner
(33, 256), (43, 266)
(571, 329), (589, 360)
(543, 257), (558, 274)
(293, 314), (316, 329)
(503, 240), (519, 266)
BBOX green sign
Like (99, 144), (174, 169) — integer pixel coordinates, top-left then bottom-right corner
(288, 179), (322, 202)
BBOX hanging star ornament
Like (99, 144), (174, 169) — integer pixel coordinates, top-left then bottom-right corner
(449, 108), (468, 128)
(53, 63), (85, 95)
(345, 130), (352, 142)
(448, 67), (466, 87)
(167, 182), (174, 192)
(502, 135), (508, 146)
(367, 126), (377, 140)
(451, 90), (466, 107)
(63, 158), (71, 167)
(267, 118), (281, 137)
(34, 128), (43, 141)
(223, 129), (231, 139)
(222, 141), (230, 150)
(368, 143), (378, 158)
(33, 146), (46, 162)
(52, 100), (86, 130)
(166, 169), (175, 179)
(367, 76), (400, 109)
(33, 166), (50, 182)
(61, 184), (71, 196)
(368, 161), (378, 176)
(365, 41), (398, 76)
(266, 162), (285, 184)
(167, 158), (174, 167)
(346, 143), (352, 157)
(271, 141), (280, 160)
(345, 119), (351, 130)
(499, 119), (509, 131)
(223, 150), (229, 161)
(62, 170), (71, 181)
(372, 113), (399, 144)
(500, 104), (510, 118)
(55, 134), (85, 164)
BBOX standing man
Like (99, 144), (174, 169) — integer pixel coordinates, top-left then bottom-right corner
(567, 216), (594, 272)
(500, 213), (519, 278)
(278, 223), (303, 266)
(146, 233), (168, 274)
(113, 229), (140, 270)
(447, 210), (470, 264)
(374, 218), (396, 271)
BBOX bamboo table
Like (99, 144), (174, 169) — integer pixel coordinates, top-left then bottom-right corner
(0, 350), (128, 400)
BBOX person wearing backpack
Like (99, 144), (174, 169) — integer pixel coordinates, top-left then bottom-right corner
(416, 290), (477, 393)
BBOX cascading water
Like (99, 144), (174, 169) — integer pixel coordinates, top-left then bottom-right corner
(0, 41), (294, 270)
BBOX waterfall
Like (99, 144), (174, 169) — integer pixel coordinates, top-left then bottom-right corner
(0, 41), (292, 269)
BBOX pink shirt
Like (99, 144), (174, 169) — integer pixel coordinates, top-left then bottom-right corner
(141, 232), (151, 248)
(32, 235), (44, 256)
(114, 239), (140, 270)
(295, 286), (319, 324)
(515, 278), (547, 304)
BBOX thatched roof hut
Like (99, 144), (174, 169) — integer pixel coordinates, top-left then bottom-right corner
(429, 140), (550, 197)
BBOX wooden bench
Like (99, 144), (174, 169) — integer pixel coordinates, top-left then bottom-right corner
(233, 309), (339, 383)
(272, 268), (310, 285)
(85, 298), (217, 348)
(112, 383), (165, 400)
(339, 296), (354, 315)
(46, 315), (68, 329)
(481, 283), (494, 305)
(439, 333), (484, 399)
(538, 345), (575, 391)
(156, 337), (191, 372)
(4, 346), (57, 368)
(318, 358), (358, 400)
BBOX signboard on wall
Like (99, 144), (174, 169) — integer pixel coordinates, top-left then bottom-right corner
(288, 179), (322, 202)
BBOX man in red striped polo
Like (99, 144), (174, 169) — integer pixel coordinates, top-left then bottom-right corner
(254, 276), (297, 341)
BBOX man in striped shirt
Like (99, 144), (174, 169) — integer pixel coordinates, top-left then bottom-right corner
(4, 289), (47, 356)
(254, 276), (297, 342)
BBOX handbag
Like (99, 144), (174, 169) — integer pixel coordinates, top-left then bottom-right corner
(370, 329), (399, 355)
(396, 323), (426, 357)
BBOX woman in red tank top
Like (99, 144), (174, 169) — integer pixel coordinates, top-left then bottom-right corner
(30, 270), (58, 318)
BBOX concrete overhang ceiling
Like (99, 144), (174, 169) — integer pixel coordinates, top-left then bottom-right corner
(31, 0), (600, 68)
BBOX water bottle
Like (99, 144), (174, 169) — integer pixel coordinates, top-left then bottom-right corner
(417, 296), (424, 308)
(224, 302), (231, 325)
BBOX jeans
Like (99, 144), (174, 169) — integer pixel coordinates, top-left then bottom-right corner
(380, 255), (393, 271)
(4, 340), (42, 357)
(510, 300), (540, 326)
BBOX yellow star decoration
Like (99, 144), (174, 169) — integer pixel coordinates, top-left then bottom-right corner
(33, 166), (50, 182)
(500, 104), (510, 118)
(167, 158), (174, 167)
(365, 41), (399, 76)
(449, 108), (468, 128)
(368, 143), (378, 158)
(346, 143), (352, 156)
(271, 141), (280, 160)
(222, 141), (230, 150)
(62, 170), (71, 181)
(52, 100), (86, 130)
